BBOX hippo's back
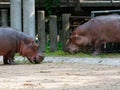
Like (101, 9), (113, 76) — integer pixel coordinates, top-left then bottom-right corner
(0, 27), (30, 55)
(0, 27), (32, 41)
(87, 15), (120, 42)
(84, 15), (120, 31)
(0, 27), (20, 36)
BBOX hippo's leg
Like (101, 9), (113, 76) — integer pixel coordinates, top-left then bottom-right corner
(3, 56), (15, 65)
(3, 55), (9, 64)
(4, 52), (15, 65)
(93, 40), (102, 55)
(8, 58), (15, 65)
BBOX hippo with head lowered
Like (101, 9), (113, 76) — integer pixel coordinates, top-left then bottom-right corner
(0, 27), (44, 64)
(65, 15), (120, 55)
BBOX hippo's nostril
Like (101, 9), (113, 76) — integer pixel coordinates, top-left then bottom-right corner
(34, 54), (44, 64)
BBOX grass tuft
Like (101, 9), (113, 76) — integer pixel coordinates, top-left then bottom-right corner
(45, 50), (120, 58)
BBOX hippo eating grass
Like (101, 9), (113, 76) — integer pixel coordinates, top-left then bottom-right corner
(0, 27), (44, 65)
(65, 15), (120, 55)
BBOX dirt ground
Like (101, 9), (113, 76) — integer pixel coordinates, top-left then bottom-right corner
(0, 62), (119, 90)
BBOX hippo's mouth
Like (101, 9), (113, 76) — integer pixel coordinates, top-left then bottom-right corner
(27, 55), (44, 64)
(27, 57), (36, 64)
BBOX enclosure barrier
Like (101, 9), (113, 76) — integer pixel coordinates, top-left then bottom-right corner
(62, 14), (71, 50)
(37, 11), (60, 52)
(10, 0), (21, 31)
(49, 15), (58, 52)
(23, 0), (35, 38)
(69, 16), (90, 29)
(37, 11), (46, 52)
(0, 9), (8, 26)
(10, 0), (36, 37)
(91, 9), (120, 18)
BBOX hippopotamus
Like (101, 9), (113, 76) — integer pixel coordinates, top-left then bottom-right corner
(65, 15), (120, 55)
(0, 27), (44, 65)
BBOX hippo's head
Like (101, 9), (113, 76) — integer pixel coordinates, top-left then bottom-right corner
(64, 27), (90, 54)
(20, 39), (44, 64)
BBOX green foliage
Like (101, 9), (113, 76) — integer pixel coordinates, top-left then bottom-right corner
(46, 40), (63, 51)
(45, 0), (60, 15)
(45, 50), (120, 58)
(45, 50), (92, 57)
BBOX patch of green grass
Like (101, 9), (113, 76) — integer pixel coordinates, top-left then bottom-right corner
(45, 50), (120, 58)
(45, 50), (92, 57)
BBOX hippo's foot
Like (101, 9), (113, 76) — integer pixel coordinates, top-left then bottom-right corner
(9, 60), (15, 65)
(3, 60), (9, 65)
(4, 62), (9, 65)
(4, 62), (15, 65)
(4, 60), (15, 65)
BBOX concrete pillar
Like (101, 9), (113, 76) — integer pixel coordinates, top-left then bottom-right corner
(37, 11), (46, 52)
(49, 15), (57, 52)
(91, 12), (95, 18)
(62, 14), (71, 50)
(1, 9), (8, 26)
(23, 0), (35, 38)
(10, 0), (21, 31)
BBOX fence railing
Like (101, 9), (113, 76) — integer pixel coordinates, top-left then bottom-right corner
(79, 0), (120, 3)
(80, 0), (111, 2)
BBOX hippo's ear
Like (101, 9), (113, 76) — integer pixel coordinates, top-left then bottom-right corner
(75, 26), (86, 35)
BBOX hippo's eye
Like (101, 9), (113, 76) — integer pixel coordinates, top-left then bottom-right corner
(27, 44), (38, 51)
